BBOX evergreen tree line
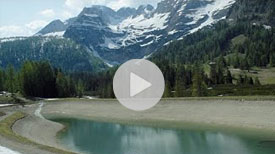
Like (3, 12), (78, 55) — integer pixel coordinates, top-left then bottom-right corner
(0, 61), (84, 98)
(69, 67), (116, 98)
(156, 58), (261, 97)
(74, 56), (262, 98)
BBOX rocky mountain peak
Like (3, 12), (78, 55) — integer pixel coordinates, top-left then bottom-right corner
(116, 7), (137, 18)
(36, 19), (66, 36)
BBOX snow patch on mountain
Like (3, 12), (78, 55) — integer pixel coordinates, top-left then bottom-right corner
(83, 13), (99, 18)
(164, 40), (173, 46)
(143, 53), (153, 59)
(187, 0), (236, 33)
(0, 146), (21, 154)
(118, 12), (170, 33)
(177, 3), (187, 16)
(140, 40), (154, 47)
(103, 12), (170, 48)
(101, 37), (120, 49)
(44, 31), (65, 37)
(168, 29), (178, 35)
(0, 37), (27, 43)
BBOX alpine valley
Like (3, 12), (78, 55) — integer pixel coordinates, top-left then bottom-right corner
(0, 0), (237, 71)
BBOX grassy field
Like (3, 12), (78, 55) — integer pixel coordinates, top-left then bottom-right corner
(231, 34), (247, 46)
(202, 57), (275, 85)
(230, 67), (275, 85)
(0, 112), (75, 154)
(0, 96), (14, 104)
(0, 112), (27, 141)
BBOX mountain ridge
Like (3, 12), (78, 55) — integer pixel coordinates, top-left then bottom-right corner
(37, 0), (236, 64)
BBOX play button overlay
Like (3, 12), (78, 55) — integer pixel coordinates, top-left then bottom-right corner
(130, 72), (152, 97)
(113, 59), (165, 111)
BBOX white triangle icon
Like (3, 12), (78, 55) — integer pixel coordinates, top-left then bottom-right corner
(130, 72), (152, 97)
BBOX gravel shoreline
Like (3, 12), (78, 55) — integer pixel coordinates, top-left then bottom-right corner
(1, 98), (275, 153)
(43, 99), (275, 139)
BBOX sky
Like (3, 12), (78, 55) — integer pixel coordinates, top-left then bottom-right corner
(0, 0), (160, 38)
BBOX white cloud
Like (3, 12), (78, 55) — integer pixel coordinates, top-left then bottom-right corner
(25, 20), (48, 30)
(63, 0), (160, 16)
(62, 11), (74, 19)
(40, 9), (56, 18)
(64, 0), (102, 12)
(107, 0), (132, 11)
(0, 25), (28, 38)
(0, 20), (49, 38)
(61, 0), (107, 20)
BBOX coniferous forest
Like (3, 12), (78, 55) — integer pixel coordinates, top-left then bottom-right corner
(0, 61), (84, 98)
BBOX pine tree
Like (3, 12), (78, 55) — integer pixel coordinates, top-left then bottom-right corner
(0, 69), (4, 91)
(255, 77), (261, 85)
(36, 61), (56, 97)
(233, 53), (240, 68)
(237, 75), (244, 85)
(217, 66), (225, 84)
(249, 77), (254, 85)
(175, 78), (185, 97)
(5, 65), (16, 93)
(209, 62), (217, 85)
(76, 80), (84, 98)
(241, 59), (250, 71)
(270, 53), (275, 67)
(244, 75), (249, 85)
(68, 78), (76, 97)
(56, 72), (69, 98)
(175, 65), (186, 97)
(20, 61), (36, 96)
(164, 81), (172, 98)
(192, 65), (207, 97)
(226, 70), (233, 84)
(217, 55), (227, 68)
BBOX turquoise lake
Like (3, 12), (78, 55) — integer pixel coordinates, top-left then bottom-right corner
(52, 118), (275, 154)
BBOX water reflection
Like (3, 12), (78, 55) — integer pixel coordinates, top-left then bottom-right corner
(53, 119), (274, 154)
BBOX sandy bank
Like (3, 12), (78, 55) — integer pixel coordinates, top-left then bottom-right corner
(42, 99), (275, 139)
(13, 115), (64, 149)
(0, 104), (75, 154)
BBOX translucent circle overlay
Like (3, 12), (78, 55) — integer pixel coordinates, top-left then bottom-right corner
(113, 59), (165, 111)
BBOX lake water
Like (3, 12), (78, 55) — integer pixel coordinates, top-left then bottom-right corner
(52, 118), (275, 154)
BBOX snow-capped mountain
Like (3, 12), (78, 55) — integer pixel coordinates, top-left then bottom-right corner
(38, 0), (236, 64)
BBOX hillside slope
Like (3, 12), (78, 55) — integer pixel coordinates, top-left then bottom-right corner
(0, 37), (106, 72)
